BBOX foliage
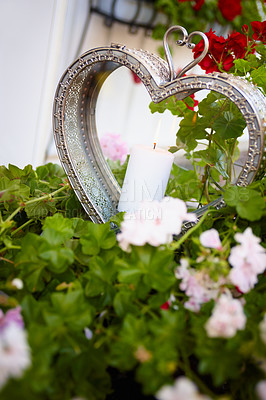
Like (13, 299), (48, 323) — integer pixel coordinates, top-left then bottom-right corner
(0, 158), (265, 400)
(152, 0), (265, 42)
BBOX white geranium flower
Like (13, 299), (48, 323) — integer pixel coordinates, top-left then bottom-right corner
(11, 278), (24, 290)
(256, 380), (266, 400)
(0, 322), (31, 389)
(117, 197), (196, 251)
(156, 376), (212, 400)
(205, 292), (246, 338)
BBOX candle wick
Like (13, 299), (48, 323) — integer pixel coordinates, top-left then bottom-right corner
(153, 142), (156, 150)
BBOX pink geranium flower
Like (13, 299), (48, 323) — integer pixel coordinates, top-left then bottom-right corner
(229, 228), (266, 293)
(0, 308), (31, 389)
(175, 259), (223, 312)
(199, 229), (222, 250)
(0, 307), (24, 330)
(100, 133), (128, 164)
(205, 292), (246, 338)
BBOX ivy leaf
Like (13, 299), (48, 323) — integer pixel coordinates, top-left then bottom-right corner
(198, 346), (243, 386)
(224, 186), (265, 221)
(80, 234), (99, 256)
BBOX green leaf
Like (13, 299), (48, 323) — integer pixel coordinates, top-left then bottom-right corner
(198, 347), (243, 386)
(36, 165), (49, 180)
(42, 213), (74, 245)
(193, 148), (229, 178)
(0, 177), (30, 201)
(71, 218), (91, 237)
(177, 110), (208, 151)
(251, 65), (266, 92)
(234, 59), (251, 75)
(80, 223), (116, 255)
(88, 256), (117, 284)
(166, 164), (200, 201)
(113, 291), (138, 317)
(198, 91), (221, 116)
(25, 200), (56, 219)
(47, 290), (93, 331)
(224, 186), (265, 221)
(16, 233), (47, 291)
(84, 275), (106, 297)
(8, 164), (33, 179)
(80, 234), (100, 256)
(213, 111), (246, 140)
(40, 247), (74, 274)
(149, 96), (189, 117)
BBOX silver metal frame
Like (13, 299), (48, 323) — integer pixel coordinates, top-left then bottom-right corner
(53, 26), (265, 224)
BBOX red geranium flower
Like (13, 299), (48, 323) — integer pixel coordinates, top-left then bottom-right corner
(242, 24), (249, 34)
(251, 21), (266, 44)
(160, 301), (170, 310)
(193, 29), (226, 73)
(222, 54), (234, 71)
(218, 0), (242, 21)
(227, 31), (248, 58)
(193, 26), (257, 74)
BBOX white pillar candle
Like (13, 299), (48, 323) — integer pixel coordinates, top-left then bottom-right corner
(117, 144), (174, 213)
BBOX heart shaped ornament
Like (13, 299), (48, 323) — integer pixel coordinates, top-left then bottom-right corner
(53, 26), (265, 225)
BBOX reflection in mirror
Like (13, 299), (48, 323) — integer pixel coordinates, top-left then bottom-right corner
(96, 68), (248, 211)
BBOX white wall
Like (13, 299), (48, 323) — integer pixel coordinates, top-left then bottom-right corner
(0, 0), (201, 168)
(0, 0), (87, 168)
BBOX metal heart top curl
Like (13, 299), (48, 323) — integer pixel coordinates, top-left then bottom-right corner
(53, 25), (265, 225)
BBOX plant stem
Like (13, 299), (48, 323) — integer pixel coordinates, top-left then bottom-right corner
(11, 219), (34, 236)
(4, 185), (68, 224)
(179, 356), (218, 399)
(170, 210), (211, 251)
(0, 245), (21, 254)
(0, 256), (14, 264)
(25, 185), (67, 206)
